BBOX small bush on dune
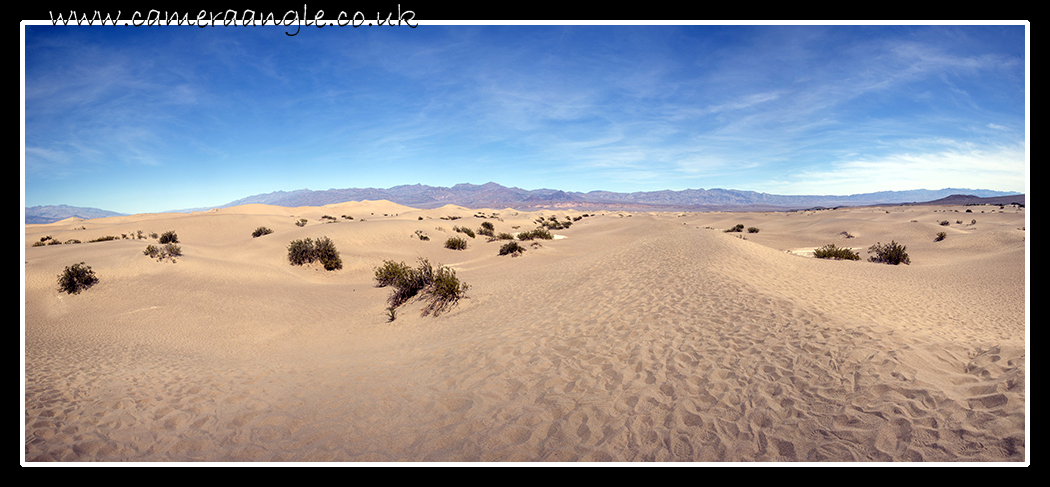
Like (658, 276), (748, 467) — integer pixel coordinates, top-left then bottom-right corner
(747, 227), (760, 234)
(287, 236), (342, 270)
(935, 232), (947, 242)
(517, 228), (553, 241)
(159, 231), (179, 244)
(57, 262), (98, 294)
(144, 243), (183, 262)
(725, 224), (745, 233)
(374, 258), (468, 318)
(313, 236), (343, 270)
(295, 218), (308, 227)
(252, 227), (274, 238)
(813, 244), (860, 260)
(498, 241), (526, 257)
(453, 226), (476, 238)
(868, 241), (910, 265)
(445, 236), (468, 250)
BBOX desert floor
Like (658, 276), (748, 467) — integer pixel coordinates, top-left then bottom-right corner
(23, 202), (1027, 463)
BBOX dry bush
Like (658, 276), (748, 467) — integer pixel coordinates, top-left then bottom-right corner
(813, 244), (860, 260)
(868, 241), (910, 265)
(57, 262), (98, 294)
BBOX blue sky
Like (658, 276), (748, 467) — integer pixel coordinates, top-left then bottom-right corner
(23, 22), (1027, 214)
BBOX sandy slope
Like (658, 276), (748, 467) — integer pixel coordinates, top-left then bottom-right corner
(23, 202), (1027, 462)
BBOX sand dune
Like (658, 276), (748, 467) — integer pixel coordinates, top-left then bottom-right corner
(23, 203), (1026, 462)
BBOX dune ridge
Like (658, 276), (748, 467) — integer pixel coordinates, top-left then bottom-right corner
(24, 202), (1026, 462)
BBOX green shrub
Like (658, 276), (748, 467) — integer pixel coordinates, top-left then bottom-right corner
(480, 221), (495, 232)
(499, 241), (526, 257)
(445, 236), (468, 250)
(288, 238), (316, 266)
(725, 224), (745, 233)
(295, 218), (308, 227)
(287, 236), (342, 270)
(496, 232), (515, 240)
(163, 243), (183, 259)
(517, 228), (553, 241)
(813, 244), (860, 260)
(935, 232), (947, 242)
(375, 258), (468, 316)
(57, 262), (98, 294)
(252, 227), (274, 238)
(159, 231), (179, 244)
(868, 241), (910, 265)
(313, 236), (343, 270)
(375, 260), (412, 287)
(144, 243), (182, 262)
(453, 226), (476, 238)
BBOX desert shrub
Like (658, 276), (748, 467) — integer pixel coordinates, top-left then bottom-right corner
(445, 236), (468, 250)
(813, 244), (860, 260)
(145, 243), (182, 261)
(57, 262), (98, 294)
(159, 231), (179, 244)
(163, 243), (183, 258)
(868, 241), (910, 265)
(517, 228), (553, 241)
(496, 232), (515, 240)
(498, 241), (526, 257)
(295, 218), (308, 227)
(321, 215), (336, 221)
(65, 239), (81, 244)
(375, 258), (468, 317)
(415, 230), (430, 241)
(747, 227), (760, 234)
(453, 226), (476, 238)
(939, 220), (950, 226)
(90, 235), (119, 242)
(374, 260), (412, 287)
(287, 237), (341, 270)
(252, 227), (274, 238)
(313, 236), (343, 270)
(288, 238), (316, 266)
(725, 224), (745, 233)
(480, 221), (495, 232)
(935, 232), (947, 242)
(32, 241), (45, 247)
(424, 265), (469, 316)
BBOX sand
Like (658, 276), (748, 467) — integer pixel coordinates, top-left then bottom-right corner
(22, 202), (1027, 463)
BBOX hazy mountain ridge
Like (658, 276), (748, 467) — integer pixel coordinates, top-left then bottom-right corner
(218, 183), (1020, 212)
(27, 184), (1023, 223)
(24, 205), (125, 225)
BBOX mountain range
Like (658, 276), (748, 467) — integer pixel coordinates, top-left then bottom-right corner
(25, 183), (1024, 224)
(216, 182), (1021, 212)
